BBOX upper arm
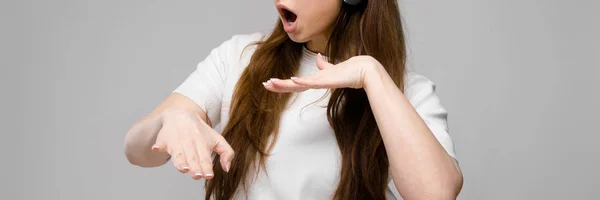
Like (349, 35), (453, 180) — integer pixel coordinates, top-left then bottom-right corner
(404, 72), (457, 159)
(388, 73), (461, 199)
(404, 73), (462, 180)
(141, 40), (234, 127)
(167, 33), (263, 128)
(169, 37), (237, 127)
(142, 35), (240, 127)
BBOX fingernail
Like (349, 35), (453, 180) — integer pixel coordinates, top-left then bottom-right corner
(151, 145), (159, 150)
(262, 82), (268, 86)
(204, 174), (214, 178)
(319, 53), (326, 60)
(194, 173), (203, 177)
(226, 163), (230, 173)
(182, 166), (190, 171)
(267, 80), (272, 84)
(318, 53), (322, 58)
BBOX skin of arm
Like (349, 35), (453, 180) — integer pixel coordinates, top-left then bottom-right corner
(124, 93), (211, 167)
(363, 58), (463, 200)
(264, 54), (463, 199)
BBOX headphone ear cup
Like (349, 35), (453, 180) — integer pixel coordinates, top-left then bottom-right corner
(343, 0), (362, 5)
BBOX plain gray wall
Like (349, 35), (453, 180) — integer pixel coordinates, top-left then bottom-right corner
(3, 0), (598, 199)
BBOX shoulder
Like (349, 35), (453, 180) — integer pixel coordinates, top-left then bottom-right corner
(217, 32), (267, 57)
(210, 32), (268, 68)
(402, 71), (449, 117)
(403, 71), (439, 102)
(223, 32), (267, 48)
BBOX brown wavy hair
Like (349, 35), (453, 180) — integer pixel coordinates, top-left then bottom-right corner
(206, 0), (406, 199)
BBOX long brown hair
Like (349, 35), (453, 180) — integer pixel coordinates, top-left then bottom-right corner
(206, 0), (406, 199)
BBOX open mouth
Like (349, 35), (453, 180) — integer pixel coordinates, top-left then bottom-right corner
(279, 7), (297, 25)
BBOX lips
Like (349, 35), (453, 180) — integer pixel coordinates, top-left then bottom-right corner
(276, 4), (298, 33)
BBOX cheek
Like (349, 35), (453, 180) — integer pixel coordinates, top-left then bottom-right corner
(302, 3), (340, 33)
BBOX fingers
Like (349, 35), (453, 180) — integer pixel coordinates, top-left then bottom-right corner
(263, 78), (308, 93)
(162, 136), (215, 180)
(290, 74), (331, 89)
(152, 128), (169, 152)
(194, 138), (215, 180)
(262, 53), (332, 92)
(156, 111), (235, 182)
(213, 135), (235, 173)
(316, 53), (334, 70)
(263, 53), (335, 92)
(181, 139), (202, 179)
(152, 131), (174, 163)
(168, 145), (190, 174)
(151, 141), (167, 153)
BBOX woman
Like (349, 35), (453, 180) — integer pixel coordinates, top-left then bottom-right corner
(124, 0), (463, 199)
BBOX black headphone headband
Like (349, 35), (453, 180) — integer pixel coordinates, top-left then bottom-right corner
(343, 0), (362, 5)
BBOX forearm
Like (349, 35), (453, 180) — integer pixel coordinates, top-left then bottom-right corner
(364, 63), (462, 199)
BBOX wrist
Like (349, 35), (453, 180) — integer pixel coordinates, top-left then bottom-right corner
(160, 108), (187, 124)
(363, 57), (385, 92)
(161, 108), (209, 127)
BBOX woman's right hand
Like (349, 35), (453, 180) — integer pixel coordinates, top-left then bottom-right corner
(150, 110), (234, 180)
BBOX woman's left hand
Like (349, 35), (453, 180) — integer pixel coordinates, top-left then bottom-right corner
(263, 54), (379, 93)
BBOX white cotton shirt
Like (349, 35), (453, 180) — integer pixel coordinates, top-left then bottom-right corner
(173, 32), (457, 200)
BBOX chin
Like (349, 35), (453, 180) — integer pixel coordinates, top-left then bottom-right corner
(286, 32), (310, 44)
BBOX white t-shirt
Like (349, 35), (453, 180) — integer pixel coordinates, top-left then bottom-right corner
(173, 32), (457, 200)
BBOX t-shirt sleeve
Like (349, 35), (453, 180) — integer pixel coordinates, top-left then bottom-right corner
(172, 37), (237, 126)
(403, 72), (457, 158)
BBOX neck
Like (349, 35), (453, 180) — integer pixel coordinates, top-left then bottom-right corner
(305, 34), (329, 55)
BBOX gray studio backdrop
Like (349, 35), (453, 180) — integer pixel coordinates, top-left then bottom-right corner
(3, 0), (598, 199)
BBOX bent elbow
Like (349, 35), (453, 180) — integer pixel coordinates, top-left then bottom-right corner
(124, 143), (145, 167)
(124, 146), (142, 167)
(405, 189), (460, 200)
(402, 175), (463, 200)
(124, 147), (167, 168)
(435, 174), (464, 200)
(444, 166), (464, 199)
